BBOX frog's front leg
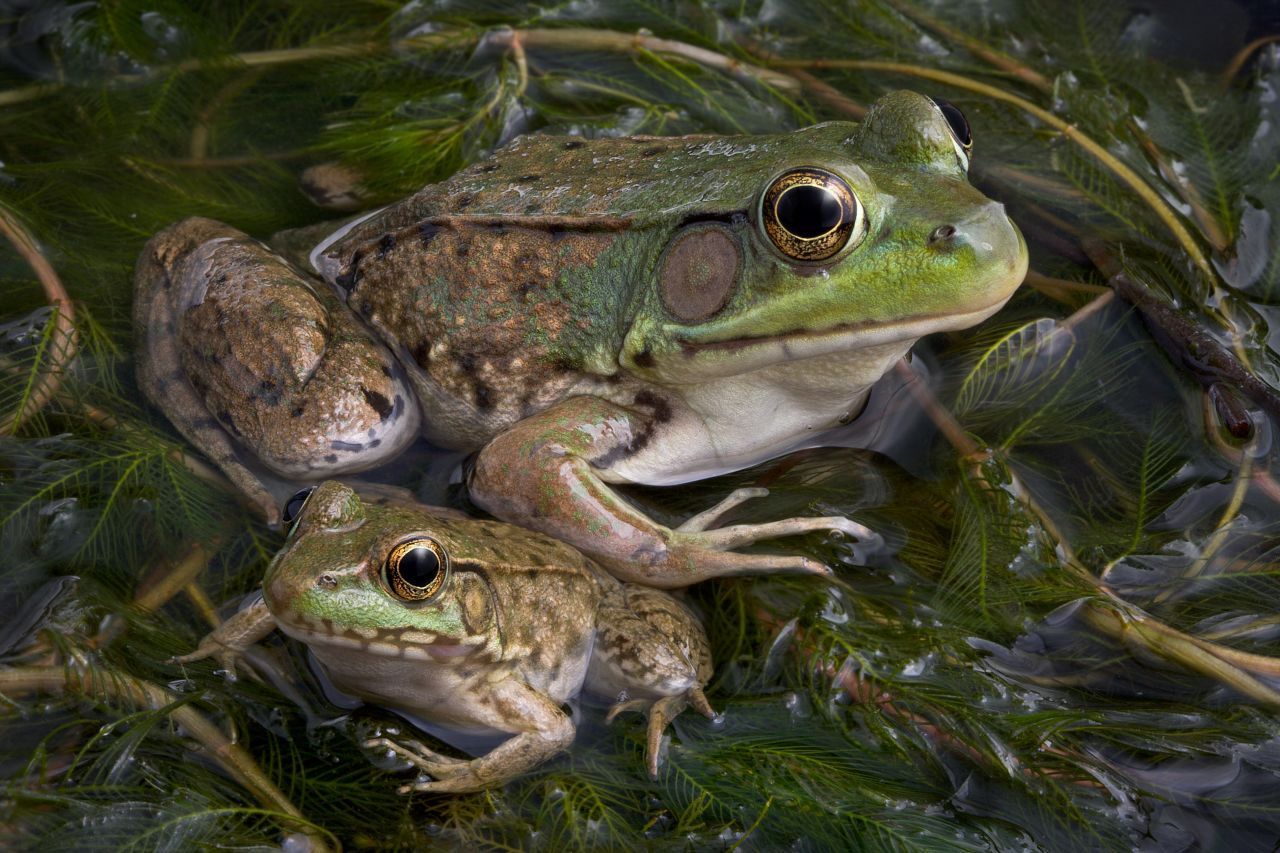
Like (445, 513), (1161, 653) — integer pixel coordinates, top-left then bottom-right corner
(134, 217), (421, 525)
(469, 395), (864, 587)
(372, 681), (575, 794)
(171, 594), (277, 679)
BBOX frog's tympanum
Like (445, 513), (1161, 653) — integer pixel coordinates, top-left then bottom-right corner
(136, 91), (1027, 586)
(177, 482), (715, 792)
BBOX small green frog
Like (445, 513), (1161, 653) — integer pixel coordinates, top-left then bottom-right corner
(177, 481), (715, 793)
(135, 90), (1026, 585)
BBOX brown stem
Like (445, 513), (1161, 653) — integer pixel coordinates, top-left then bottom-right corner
(1221, 34), (1280, 89)
(771, 58), (1216, 284)
(882, 0), (1053, 93)
(0, 207), (78, 435)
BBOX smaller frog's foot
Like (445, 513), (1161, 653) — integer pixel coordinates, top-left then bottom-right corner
(607, 687), (718, 778)
(363, 737), (471, 789)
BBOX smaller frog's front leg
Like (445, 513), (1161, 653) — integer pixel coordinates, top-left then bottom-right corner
(171, 594), (276, 679)
(371, 680), (575, 794)
(470, 396), (866, 588)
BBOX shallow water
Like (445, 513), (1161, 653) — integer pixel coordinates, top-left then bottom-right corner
(2, 1), (1280, 849)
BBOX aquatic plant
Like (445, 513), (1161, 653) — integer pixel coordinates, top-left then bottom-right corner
(3, 0), (1280, 848)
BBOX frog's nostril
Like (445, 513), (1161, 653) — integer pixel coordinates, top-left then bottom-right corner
(928, 224), (957, 246)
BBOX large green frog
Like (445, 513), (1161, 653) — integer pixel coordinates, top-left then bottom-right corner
(135, 90), (1027, 586)
(177, 481), (715, 792)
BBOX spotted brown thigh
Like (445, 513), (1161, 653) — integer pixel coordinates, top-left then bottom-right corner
(134, 218), (421, 521)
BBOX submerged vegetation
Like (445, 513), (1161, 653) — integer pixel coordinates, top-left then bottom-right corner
(3, 0), (1280, 848)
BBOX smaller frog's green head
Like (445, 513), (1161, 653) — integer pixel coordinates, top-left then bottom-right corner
(262, 482), (499, 662)
(621, 90), (1028, 382)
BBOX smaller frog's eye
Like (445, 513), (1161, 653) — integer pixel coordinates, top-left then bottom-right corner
(383, 537), (449, 602)
(760, 168), (864, 262)
(282, 487), (316, 528)
(928, 96), (972, 169)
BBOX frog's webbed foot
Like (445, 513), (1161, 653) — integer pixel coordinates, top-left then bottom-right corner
(170, 595), (277, 682)
(607, 687), (717, 779)
(363, 737), (472, 791)
(678, 485), (875, 546)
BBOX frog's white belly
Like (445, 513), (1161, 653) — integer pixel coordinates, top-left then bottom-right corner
(605, 340), (913, 486)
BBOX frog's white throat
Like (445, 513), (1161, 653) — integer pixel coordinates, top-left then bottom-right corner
(604, 338), (913, 487)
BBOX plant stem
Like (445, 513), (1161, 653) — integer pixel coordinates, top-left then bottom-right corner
(0, 665), (336, 852)
(771, 58), (1216, 285)
(0, 206), (78, 436)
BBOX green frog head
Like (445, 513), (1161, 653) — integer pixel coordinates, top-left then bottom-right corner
(620, 89), (1027, 382)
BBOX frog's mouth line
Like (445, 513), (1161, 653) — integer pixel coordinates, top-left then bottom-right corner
(671, 289), (1018, 372)
(276, 620), (483, 661)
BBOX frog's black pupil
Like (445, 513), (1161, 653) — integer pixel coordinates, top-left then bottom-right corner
(777, 185), (842, 239)
(930, 96), (972, 147)
(283, 487), (314, 524)
(398, 546), (441, 588)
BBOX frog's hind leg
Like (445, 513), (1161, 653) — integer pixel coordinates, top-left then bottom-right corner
(134, 217), (421, 525)
(590, 584), (717, 778)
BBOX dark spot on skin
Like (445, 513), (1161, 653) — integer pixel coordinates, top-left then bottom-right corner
(368, 428), (377, 437)
(370, 438), (382, 448)
(488, 223), (507, 234)
(377, 233), (396, 256)
(632, 347), (655, 368)
(479, 162), (500, 172)
(412, 341), (431, 370)
(475, 384), (493, 411)
(634, 389), (673, 425)
(291, 405), (306, 418)
(392, 395), (405, 417)
(455, 194), (474, 210)
(335, 249), (363, 293)
(361, 387), (394, 420)
(640, 146), (666, 157)
(331, 440), (364, 452)
(324, 453), (339, 464)
(563, 139), (585, 150)
(418, 222), (441, 247)
(549, 229), (567, 243)
(517, 174), (540, 182)
(877, 223), (893, 242)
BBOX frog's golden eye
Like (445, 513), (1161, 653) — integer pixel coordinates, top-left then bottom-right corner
(929, 96), (972, 169)
(282, 487), (316, 529)
(760, 168), (863, 262)
(383, 537), (450, 602)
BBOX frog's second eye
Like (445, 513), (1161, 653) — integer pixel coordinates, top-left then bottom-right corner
(928, 96), (972, 168)
(383, 537), (449, 601)
(761, 168), (863, 262)
(282, 487), (316, 528)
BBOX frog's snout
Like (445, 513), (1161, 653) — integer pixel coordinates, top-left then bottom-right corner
(925, 199), (1026, 280)
(926, 200), (1016, 253)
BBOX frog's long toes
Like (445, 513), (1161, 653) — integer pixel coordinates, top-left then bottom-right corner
(605, 698), (648, 724)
